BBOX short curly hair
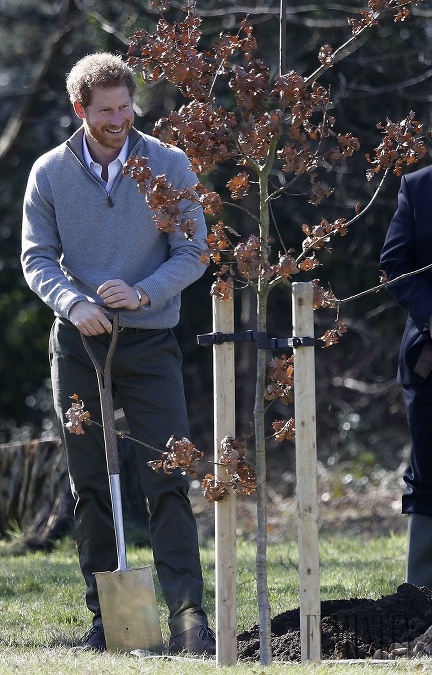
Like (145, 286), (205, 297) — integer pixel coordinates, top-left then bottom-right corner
(66, 53), (136, 108)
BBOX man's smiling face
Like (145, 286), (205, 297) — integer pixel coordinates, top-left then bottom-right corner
(74, 85), (134, 159)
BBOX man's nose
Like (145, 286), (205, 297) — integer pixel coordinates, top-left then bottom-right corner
(110, 110), (125, 126)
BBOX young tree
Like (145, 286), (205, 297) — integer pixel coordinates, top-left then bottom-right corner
(123, 0), (428, 663)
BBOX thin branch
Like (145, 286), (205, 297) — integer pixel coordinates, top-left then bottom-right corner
(296, 168), (390, 264)
(222, 201), (261, 224)
(0, 0), (84, 168)
(269, 199), (288, 255)
(168, 0), (369, 28)
(306, 1), (420, 84)
(334, 263), (432, 306)
(305, 25), (371, 86)
(82, 418), (252, 470)
(344, 67), (432, 99)
(73, 0), (130, 44)
(207, 12), (247, 99)
(88, 418), (162, 454)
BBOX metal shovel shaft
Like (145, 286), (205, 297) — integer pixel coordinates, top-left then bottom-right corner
(109, 474), (127, 571)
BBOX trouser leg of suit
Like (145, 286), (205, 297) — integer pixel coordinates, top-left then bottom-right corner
(403, 382), (432, 588)
(406, 514), (432, 588)
(49, 318), (208, 637)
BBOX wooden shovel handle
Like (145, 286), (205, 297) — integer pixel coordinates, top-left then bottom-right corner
(80, 314), (120, 476)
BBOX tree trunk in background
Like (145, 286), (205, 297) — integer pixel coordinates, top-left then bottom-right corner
(0, 439), (72, 548)
(0, 437), (150, 549)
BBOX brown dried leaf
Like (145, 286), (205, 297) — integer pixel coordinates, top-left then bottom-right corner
(265, 354), (294, 405)
(65, 395), (91, 435)
(227, 172), (250, 200)
(273, 253), (299, 280)
(298, 255), (320, 272)
(147, 435), (204, 477)
(312, 280), (337, 309)
(201, 474), (230, 503)
(219, 435), (247, 477)
(366, 111), (427, 179)
(230, 461), (257, 499)
(210, 276), (234, 301)
(272, 418), (296, 443)
(319, 320), (347, 347)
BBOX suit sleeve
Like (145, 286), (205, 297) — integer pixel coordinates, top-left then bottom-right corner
(380, 175), (432, 333)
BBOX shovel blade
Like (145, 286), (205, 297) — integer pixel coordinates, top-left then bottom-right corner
(95, 566), (163, 653)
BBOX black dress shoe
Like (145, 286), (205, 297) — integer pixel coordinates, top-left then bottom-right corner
(72, 624), (106, 652)
(168, 625), (216, 656)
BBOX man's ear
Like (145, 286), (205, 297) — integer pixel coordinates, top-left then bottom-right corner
(73, 100), (86, 120)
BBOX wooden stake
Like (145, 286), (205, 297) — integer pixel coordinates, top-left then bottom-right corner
(292, 282), (321, 661)
(213, 293), (237, 665)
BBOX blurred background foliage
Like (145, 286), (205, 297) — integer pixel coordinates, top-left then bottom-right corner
(1, 0), (432, 497)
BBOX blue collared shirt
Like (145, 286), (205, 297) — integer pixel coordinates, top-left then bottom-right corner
(82, 136), (129, 193)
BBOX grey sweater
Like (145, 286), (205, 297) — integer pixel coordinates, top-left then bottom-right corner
(21, 127), (208, 328)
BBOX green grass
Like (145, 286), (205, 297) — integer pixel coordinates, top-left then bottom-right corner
(0, 531), (420, 673)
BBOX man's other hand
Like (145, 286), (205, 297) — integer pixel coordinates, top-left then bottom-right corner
(69, 301), (112, 335)
(97, 279), (149, 310)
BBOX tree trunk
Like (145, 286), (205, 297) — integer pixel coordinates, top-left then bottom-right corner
(254, 159), (275, 665)
(0, 435), (150, 549)
(0, 438), (72, 548)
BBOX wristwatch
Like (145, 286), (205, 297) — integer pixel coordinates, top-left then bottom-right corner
(134, 286), (143, 307)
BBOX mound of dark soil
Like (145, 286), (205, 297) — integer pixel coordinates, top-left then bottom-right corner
(237, 583), (432, 661)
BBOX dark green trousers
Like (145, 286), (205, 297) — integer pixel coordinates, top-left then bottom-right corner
(49, 317), (207, 636)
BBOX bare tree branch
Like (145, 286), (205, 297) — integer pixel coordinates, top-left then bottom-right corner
(344, 67), (432, 98)
(296, 169), (390, 265)
(169, 1), (368, 28)
(0, 0), (83, 169)
(336, 263), (432, 305)
(73, 0), (130, 45)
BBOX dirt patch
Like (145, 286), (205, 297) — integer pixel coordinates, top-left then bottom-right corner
(237, 583), (432, 661)
(192, 465), (423, 661)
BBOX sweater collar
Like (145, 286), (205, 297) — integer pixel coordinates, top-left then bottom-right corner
(67, 126), (143, 161)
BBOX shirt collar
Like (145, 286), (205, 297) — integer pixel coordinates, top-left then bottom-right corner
(82, 135), (129, 171)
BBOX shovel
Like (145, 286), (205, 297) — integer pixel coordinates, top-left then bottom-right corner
(80, 314), (163, 654)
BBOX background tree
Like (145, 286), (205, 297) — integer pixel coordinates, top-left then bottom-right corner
(120, 0), (430, 662)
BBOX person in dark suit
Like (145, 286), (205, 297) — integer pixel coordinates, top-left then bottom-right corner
(381, 164), (432, 588)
